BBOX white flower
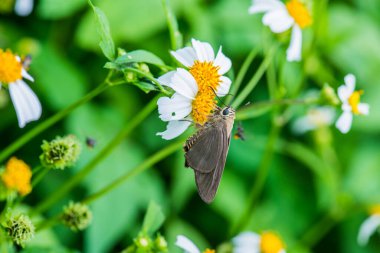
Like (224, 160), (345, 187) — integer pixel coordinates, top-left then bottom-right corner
(157, 39), (232, 140)
(176, 235), (214, 253)
(232, 231), (286, 253)
(335, 74), (369, 134)
(0, 49), (42, 128)
(249, 0), (312, 62)
(15, 0), (34, 16)
(293, 107), (335, 134)
(358, 208), (380, 246)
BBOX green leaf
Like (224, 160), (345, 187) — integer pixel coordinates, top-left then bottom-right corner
(142, 201), (165, 235)
(115, 50), (165, 67)
(133, 81), (158, 94)
(88, 0), (115, 61)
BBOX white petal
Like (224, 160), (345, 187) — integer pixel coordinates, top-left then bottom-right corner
(15, 0), (34, 16)
(171, 47), (197, 68)
(337, 85), (352, 103)
(158, 71), (176, 87)
(22, 68), (34, 82)
(358, 103), (370, 115)
(170, 68), (198, 99)
(214, 47), (232, 75)
(292, 116), (315, 134)
(191, 39), (215, 62)
(216, 76), (231, 97)
(335, 111), (353, 134)
(286, 25), (302, 62)
(9, 80), (42, 128)
(157, 93), (192, 121)
(232, 232), (261, 253)
(157, 120), (191, 140)
(262, 9), (294, 33)
(175, 235), (200, 253)
(358, 215), (380, 246)
(344, 74), (356, 92)
(248, 0), (285, 14)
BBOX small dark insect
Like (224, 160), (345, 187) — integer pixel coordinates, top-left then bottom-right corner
(184, 106), (235, 203)
(21, 55), (32, 70)
(85, 137), (97, 149)
(233, 122), (245, 141)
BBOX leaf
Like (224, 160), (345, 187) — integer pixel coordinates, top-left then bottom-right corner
(142, 201), (165, 235)
(88, 0), (115, 61)
(133, 81), (158, 94)
(37, 0), (87, 19)
(115, 50), (165, 67)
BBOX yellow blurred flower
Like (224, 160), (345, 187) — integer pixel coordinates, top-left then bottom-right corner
(1, 157), (32, 196)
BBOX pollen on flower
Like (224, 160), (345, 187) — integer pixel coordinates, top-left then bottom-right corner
(369, 205), (380, 215)
(1, 157), (32, 196)
(0, 49), (23, 84)
(189, 61), (221, 125)
(260, 232), (284, 253)
(348, 90), (363, 115)
(203, 249), (215, 253)
(286, 0), (313, 29)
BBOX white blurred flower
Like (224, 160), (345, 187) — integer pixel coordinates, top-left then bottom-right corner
(293, 107), (335, 134)
(176, 235), (214, 253)
(157, 39), (232, 140)
(233, 231), (286, 253)
(249, 0), (312, 62)
(358, 205), (380, 246)
(0, 49), (41, 128)
(15, 0), (34, 16)
(335, 74), (369, 134)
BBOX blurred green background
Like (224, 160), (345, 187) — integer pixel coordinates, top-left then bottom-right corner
(1, 0), (380, 252)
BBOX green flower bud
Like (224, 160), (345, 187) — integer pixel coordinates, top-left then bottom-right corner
(40, 135), (81, 170)
(134, 234), (152, 251)
(138, 63), (150, 74)
(61, 201), (92, 232)
(320, 83), (340, 106)
(154, 234), (168, 252)
(3, 214), (35, 247)
(118, 48), (127, 56)
(125, 71), (138, 83)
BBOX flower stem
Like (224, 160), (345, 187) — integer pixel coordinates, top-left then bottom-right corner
(231, 47), (276, 109)
(82, 139), (183, 204)
(230, 123), (281, 235)
(161, 0), (182, 50)
(124, 67), (171, 95)
(225, 48), (258, 105)
(31, 96), (159, 216)
(0, 83), (109, 163)
(32, 167), (50, 187)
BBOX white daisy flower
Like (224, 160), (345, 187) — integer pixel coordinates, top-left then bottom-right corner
(156, 39), (232, 140)
(249, 0), (313, 62)
(232, 231), (286, 253)
(176, 235), (215, 253)
(0, 49), (42, 128)
(335, 74), (369, 134)
(15, 0), (34, 16)
(358, 205), (380, 246)
(293, 107), (335, 134)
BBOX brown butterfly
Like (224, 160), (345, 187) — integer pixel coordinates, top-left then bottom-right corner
(184, 106), (235, 203)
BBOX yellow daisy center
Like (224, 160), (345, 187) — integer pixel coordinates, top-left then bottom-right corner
(369, 205), (380, 216)
(0, 49), (22, 84)
(348, 90), (363, 115)
(1, 157), (32, 196)
(189, 61), (221, 125)
(286, 0), (313, 29)
(203, 249), (215, 253)
(260, 232), (284, 253)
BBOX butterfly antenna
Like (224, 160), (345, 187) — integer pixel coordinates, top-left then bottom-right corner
(208, 86), (228, 107)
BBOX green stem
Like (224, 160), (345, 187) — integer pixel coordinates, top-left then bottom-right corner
(231, 48), (276, 109)
(230, 124), (280, 235)
(36, 214), (61, 232)
(32, 167), (50, 187)
(161, 0), (182, 50)
(125, 67), (170, 95)
(0, 83), (109, 163)
(82, 139), (183, 204)
(299, 214), (337, 248)
(31, 96), (159, 216)
(225, 48), (258, 105)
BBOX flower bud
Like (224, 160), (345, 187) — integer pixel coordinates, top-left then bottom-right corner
(3, 214), (35, 247)
(40, 135), (81, 170)
(61, 201), (92, 231)
(135, 234), (152, 251)
(320, 83), (339, 106)
(154, 234), (168, 252)
(138, 63), (150, 74)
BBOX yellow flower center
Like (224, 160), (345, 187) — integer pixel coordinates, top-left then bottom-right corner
(189, 61), (220, 125)
(260, 232), (284, 253)
(369, 205), (380, 216)
(1, 157), (32, 196)
(203, 249), (215, 253)
(348, 90), (363, 115)
(0, 49), (22, 84)
(286, 0), (313, 29)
